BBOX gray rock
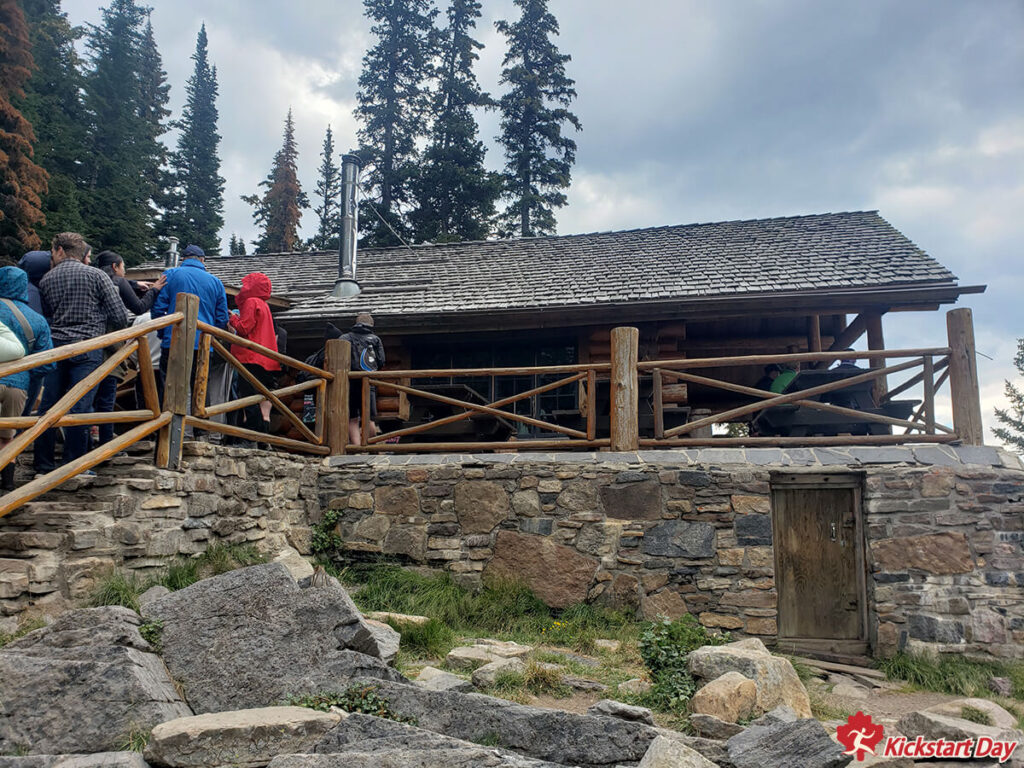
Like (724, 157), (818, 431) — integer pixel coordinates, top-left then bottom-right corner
(618, 678), (652, 696)
(472, 657), (526, 688)
(726, 719), (850, 768)
(415, 667), (473, 693)
(747, 705), (798, 728)
(347, 678), (657, 767)
(4, 606), (150, 653)
(643, 521), (716, 558)
(587, 699), (655, 725)
(146, 563), (404, 713)
(0, 645), (192, 754)
(138, 586), (171, 615)
(989, 676), (1014, 697)
(898, 710), (1024, 763)
(364, 619), (400, 666)
(924, 698), (1019, 730)
(0, 755), (149, 768)
(144, 707), (341, 768)
(688, 713), (745, 740)
(637, 736), (719, 768)
(564, 676), (608, 693)
(271, 750), (559, 768)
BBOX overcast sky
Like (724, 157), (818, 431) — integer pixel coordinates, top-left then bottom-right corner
(63, 0), (1024, 445)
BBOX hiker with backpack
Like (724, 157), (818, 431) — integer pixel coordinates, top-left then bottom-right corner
(342, 312), (385, 446)
(229, 272), (280, 439)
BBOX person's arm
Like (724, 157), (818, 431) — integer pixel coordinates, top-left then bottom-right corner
(150, 274), (172, 319)
(229, 298), (259, 337)
(374, 335), (386, 368)
(0, 321), (25, 363)
(213, 284), (230, 330)
(117, 277), (148, 315)
(97, 273), (128, 330)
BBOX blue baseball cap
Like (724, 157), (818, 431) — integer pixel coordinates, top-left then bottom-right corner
(182, 244), (205, 259)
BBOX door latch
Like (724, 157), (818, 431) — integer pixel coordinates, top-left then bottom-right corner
(830, 522), (837, 541)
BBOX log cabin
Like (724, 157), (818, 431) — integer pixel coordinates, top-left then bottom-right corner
(129, 210), (983, 442)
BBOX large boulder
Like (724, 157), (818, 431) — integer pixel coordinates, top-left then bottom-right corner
(0, 608), (191, 755)
(897, 710), (1024, 766)
(415, 667), (473, 693)
(146, 563), (404, 713)
(271, 751), (557, 768)
(690, 671), (757, 723)
(484, 531), (599, 609)
(0, 755), (149, 768)
(688, 639), (812, 718)
(923, 698), (1019, 731)
(587, 700), (655, 726)
(727, 719), (850, 768)
(637, 736), (719, 768)
(144, 707), (342, 768)
(688, 713), (745, 740)
(364, 619), (400, 666)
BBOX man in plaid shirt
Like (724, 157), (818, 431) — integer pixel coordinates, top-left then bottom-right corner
(33, 232), (128, 474)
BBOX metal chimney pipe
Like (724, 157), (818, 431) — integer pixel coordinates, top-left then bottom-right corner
(165, 236), (179, 268)
(331, 152), (362, 299)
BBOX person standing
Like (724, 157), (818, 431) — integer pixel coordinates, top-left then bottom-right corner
(0, 267), (53, 489)
(342, 312), (385, 446)
(228, 272), (279, 437)
(17, 250), (51, 314)
(34, 232), (127, 475)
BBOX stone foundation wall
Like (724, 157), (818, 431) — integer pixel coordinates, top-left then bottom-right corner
(320, 445), (1024, 658)
(0, 444), (320, 633)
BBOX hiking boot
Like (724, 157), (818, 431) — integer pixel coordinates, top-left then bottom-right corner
(1, 464), (14, 492)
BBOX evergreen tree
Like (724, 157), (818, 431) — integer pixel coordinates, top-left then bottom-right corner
(242, 110), (308, 253)
(410, 0), (500, 243)
(165, 24), (224, 253)
(80, 0), (166, 263)
(495, 0), (581, 237)
(0, 0), (48, 257)
(18, 0), (87, 241)
(994, 338), (1024, 453)
(228, 233), (246, 255)
(355, 0), (438, 247)
(309, 124), (341, 251)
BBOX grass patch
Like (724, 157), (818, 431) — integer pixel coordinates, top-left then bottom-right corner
(0, 617), (46, 649)
(809, 689), (853, 721)
(286, 684), (417, 724)
(487, 669), (531, 704)
(90, 569), (145, 613)
(960, 705), (994, 726)
(787, 656), (818, 684)
(524, 662), (573, 698)
(388, 617), (456, 659)
(117, 724), (150, 752)
(877, 652), (1024, 701)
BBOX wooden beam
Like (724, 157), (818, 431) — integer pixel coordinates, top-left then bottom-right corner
(946, 308), (984, 445)
(586, 368), (596, 441)
(880, 357), (949, 403)
(0, 409), (156, 430)
(196, 321), (333, 380)
(203, 379), (322, 418)
(923, 355), (936, 435)
(192, 331), (212, 418)
(184, 417), (330, 455)
(636, 347), (949, 371)
(325, 339), (350, 455)
(158, 293), (199, 470)
(807, 315), (822, 353)
(639, 434), (957, 448)
(610, 327), (639, 451)
(352, 439), (611, 453)
(653, 369), (664, 440)
(866, 312), (887, 401)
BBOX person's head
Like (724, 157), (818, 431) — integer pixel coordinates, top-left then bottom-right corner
(324, 322), (344, 340)
(51, 232), (91, 264)
(18, 251), (51, 285)
(182, 244), (205, 262)
(763, 363), (782, 380)
(239, 271), (272, 299)
(95, 250), (126, 278)
(355, 312), (373, 327)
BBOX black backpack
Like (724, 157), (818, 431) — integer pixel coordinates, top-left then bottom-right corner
(345, 332), (379, 372)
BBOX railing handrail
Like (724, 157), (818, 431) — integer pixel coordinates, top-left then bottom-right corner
(636, 347), (952, 371)
(349, 362), (612, 378)
(196, 320), (333, 381)
(0, 312), (184, 380)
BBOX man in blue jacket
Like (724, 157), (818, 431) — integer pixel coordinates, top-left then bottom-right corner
(0, 267), (54, 489)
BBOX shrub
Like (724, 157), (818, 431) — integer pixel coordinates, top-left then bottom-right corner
(961, 705), (994, 726)
(637, 615), (730, 713)
(139, 619), (163, 651)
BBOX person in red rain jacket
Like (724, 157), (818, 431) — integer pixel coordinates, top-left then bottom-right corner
(229, 272), (280, 437)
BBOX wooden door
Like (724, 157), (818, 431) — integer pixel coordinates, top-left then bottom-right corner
(771, 473), (867, 656)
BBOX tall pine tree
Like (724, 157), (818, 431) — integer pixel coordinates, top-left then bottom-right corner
(410, 0), (500, 243)
(165, 24), (224, 253)
(309, 124), (341, 251)
(355, 0), (437, 247)
(242, 110), (308, 254)
(496, 0), (581, 237)
(81, 0), (167, 263)
(18, 0), (87, 242)
(994, 338), (1024, 453)
(0, 0), (48, 257)
(228, 233), (246, 255)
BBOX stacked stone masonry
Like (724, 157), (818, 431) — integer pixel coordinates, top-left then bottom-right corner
(2, 442), (1022, 659)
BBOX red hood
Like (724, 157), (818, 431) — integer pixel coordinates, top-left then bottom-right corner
(236, 272), (272, 304)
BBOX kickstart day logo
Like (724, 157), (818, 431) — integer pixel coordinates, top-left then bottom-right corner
(837, 711), (1019, 764)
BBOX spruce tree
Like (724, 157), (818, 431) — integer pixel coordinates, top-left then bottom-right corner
(410, 0), (500, 243)
(355, 0), (438, 247)
(18, 0), (87, 242)
(994, 338), (1024, 453)
(80, 0), (164, 263)
(495, 0), (581, 237)
(165, 24), (224, 253)
(242, 110), (308, 253)
(228, 233), (246, 255)
(309, 124), (341, 251)
(0, 0), (48, 257)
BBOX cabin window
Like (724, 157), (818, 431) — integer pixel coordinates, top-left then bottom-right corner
(413, 341), (578, 436)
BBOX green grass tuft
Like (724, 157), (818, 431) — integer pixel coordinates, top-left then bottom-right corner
(877, 652), (1024, 701)
(389, 617), (456, 659)
(117, 724), (150, 752)
(960, 705), (994, 726)
(0, 617), (46, 649)
(90, 569), (145, 613)
(524, 662), (572, 698)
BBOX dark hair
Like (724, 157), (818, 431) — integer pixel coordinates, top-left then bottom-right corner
(764, 364), (782, 374)
(51, 232), (91, 262)
(95, 250), (123, 269)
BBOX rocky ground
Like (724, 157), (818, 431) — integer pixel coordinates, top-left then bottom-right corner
(1, 555), (1022, 768)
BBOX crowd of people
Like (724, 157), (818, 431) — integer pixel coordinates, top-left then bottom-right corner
(0, 231), (368, 492)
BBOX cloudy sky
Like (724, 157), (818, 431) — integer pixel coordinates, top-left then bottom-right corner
(63, 0), (1024, 445)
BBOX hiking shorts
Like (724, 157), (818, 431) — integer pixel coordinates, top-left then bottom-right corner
(0, 384), (28, 439)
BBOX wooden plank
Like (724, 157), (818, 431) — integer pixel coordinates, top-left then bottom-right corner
(923, 355), (935, 435)
(353, 439), (610, 453)
(637, 347), (949, 371)
(159, 293), (199, 469)
(586, 368), (596, 441)
(653, 369), (664, 440)
(879, 356), (949, 403)
(192, 332), (212, 418)
(866, 312), (887, 401)
(790, 656), (887, 680)
(136, 333), (161, 416)
(210, 338), (320, 445)
(639, 434), (957, 447)
(325, 339), (350, 455)
(203, 379), (323, 417)
(0, 312), (182, 380)
(0, 410), (156, 429)
(610, 327), (639, 451)
(185, 417), (330, 455)
(661, 383), (688, 403)
(350, 362), (612, 378)
(812, 312), (869, 369)
(196, 320), (333, 380)
(908, 367), (951, 432)
(946, 308), (984, 445)
(0, 341), (138, 473)
(663, 357), (924, 438)
(807, 315), (822, 353)
(0, 413), (171, 519)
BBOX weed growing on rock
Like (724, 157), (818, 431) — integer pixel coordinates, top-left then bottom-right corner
(524, 662), (572, 698)
(117, 724), (150, 752)
(878, 652), (1024, 701)
(139, 619), (164, 652)
(0, 618), (45, 649)
(388, 617), (456, 659)
(961, 705), (994, 726)
(90, 570), (145, 613)
(286, 684), (417, 724)
(807, 688), (852, 722)
(636, 616), (729, 714)
(473, 733), (502, 748)
(311, 509), (343, 555)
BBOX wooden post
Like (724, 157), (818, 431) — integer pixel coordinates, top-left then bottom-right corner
(806, 315), (822, 353)
(922, 355), (936, 435)
(946, 308), (984, 445)
(610, 326), (639, 451)
(361, 376), (371, 447)
(652, 369), (664, 440)
(324, 338), (350, 454)
(866, 311), (887, 402)
(192, 332), (211, 418)
(586, 368), (596, 441)
(157, 293), (199, 469)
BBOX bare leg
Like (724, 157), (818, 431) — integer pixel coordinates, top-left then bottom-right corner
(348, 418), (361, 446)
